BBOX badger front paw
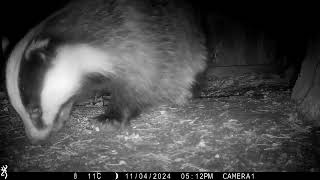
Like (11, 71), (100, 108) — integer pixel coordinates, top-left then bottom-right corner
(91, 107), (131, 131)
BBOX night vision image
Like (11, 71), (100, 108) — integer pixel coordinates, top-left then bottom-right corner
(0, 0), (319, 173)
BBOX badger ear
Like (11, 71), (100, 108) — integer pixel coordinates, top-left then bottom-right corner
(25, 38), (51, 60)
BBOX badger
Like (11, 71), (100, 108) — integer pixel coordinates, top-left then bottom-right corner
(6, 0), (207, 143)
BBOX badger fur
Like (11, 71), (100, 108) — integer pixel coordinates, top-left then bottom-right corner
(6, 0), (207, 143)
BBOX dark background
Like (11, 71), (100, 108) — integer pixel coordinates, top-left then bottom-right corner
(1, 1), (320, 66)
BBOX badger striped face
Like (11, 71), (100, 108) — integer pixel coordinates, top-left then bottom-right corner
(7, 34), (115, 142)
(19, 39), (52, 129)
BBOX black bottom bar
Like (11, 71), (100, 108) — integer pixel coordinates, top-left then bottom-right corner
(6, 172), (320, 180)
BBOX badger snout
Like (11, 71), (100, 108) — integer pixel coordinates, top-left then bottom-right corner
(26, 99), (73, 133)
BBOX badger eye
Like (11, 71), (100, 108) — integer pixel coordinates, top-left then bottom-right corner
(28, 106), (42, 120)
(38, 52), (46, 61)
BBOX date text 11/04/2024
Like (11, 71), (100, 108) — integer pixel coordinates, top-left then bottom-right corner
(79, 172), (255, 180)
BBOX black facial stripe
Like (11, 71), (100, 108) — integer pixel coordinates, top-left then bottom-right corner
(19, 38), (56, 126)
(19, 35), (64, 106)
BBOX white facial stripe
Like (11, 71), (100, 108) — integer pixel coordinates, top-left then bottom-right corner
(40, 44), (115, 126)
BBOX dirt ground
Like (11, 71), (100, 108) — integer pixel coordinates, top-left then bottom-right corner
(0, 74), (320, 172)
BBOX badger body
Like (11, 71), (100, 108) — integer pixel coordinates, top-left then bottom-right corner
(6, 0), (207, 143)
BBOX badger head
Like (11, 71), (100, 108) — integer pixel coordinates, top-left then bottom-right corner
(6, 30), (115, 143)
